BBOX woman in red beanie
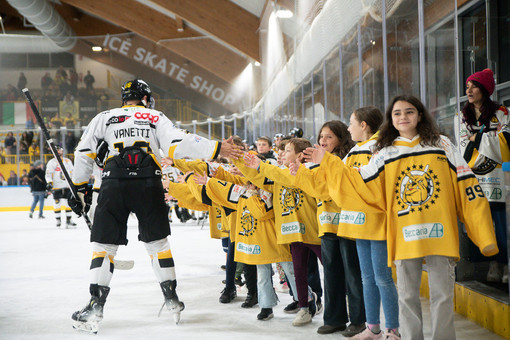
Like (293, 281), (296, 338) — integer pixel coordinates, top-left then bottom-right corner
(456, 68), (509, 283)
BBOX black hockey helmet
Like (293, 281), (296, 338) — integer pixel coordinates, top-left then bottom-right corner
(121, 79), (153, 108)
(288, 127), (303, 138)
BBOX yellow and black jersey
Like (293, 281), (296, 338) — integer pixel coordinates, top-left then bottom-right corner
(258, 161), (338, 238)
(209, 205), (227, 239)
(238, 161), (320, 245)
(336, 133), (386, 240)
(167, 181), (208, 211)
(204, 177), (291, 265)
(317, 135), (498, 266)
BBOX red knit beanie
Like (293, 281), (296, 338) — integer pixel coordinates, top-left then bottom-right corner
(466, 68), (495, 96)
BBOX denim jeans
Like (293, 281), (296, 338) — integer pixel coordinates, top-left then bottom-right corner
(257, 261), (297, 308)
(356, 239), (399, 329)
(30, 191), (46, 217)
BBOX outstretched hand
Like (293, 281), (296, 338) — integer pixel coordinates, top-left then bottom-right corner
(193, 173), (208, 185)
(219, 136), (243, 160)
(302, 144), (326, 164)
(288, 159), (300, 176)
(243, 152), (261, 169)
(160, 157), (174, 167)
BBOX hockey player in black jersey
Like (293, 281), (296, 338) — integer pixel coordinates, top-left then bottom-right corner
(69, 79), (242, 333)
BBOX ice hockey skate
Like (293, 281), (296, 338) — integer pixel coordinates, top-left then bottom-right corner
(159, 280), (185, 324)
(72, 285), (109, 334)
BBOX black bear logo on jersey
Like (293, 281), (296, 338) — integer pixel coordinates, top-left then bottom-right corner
(395, 164), (440, 216)
(106, 115), (130, 126)
(280, 187), (303, 216)
(239, 207), (257, 236)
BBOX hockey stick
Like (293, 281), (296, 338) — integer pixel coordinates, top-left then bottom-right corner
(22, 88), (134, 270)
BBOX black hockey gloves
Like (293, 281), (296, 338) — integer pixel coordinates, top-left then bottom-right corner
(69, 184), (93, 216)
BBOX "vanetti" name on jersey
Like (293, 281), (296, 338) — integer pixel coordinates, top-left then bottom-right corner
(113, 128), (151, 139)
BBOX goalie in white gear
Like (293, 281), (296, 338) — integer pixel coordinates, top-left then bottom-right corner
(69, 79), (241, 333)
(45, 146), (76, 228)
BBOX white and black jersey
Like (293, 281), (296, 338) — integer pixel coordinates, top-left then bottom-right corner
(46, 157), (74, 189)
(72, 105), (220, 186)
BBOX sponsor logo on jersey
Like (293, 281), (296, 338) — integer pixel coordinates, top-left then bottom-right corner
(403, 223), (444, 241)
(106, 115), (130, 126)
(239, 208), (257, 236)
(395, 163), (439, 216)
(237, 242), (261, 255)
(281, 222), (305, 235)
(319, 211), (341, 225)
(279, 187), (302, 217)
(135, 111), (159, 124)
(339, 210), (366, 225)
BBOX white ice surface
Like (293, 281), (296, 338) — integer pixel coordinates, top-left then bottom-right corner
(0, 211), (504, 340)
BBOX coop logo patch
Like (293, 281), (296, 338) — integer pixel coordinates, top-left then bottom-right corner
(281, 222), (305, 235)
(395, 164), (440, 216)
(106, 115), (130, 126)
(403, 223), (444, 241)
(339, 211), (366, 225)
(279, 187), (302, 217)
(237, 242), (261, 255)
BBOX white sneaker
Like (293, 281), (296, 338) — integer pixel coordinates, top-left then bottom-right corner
(502, 265), (508, 284)
(292, 308), (312, 326)
(487, 261), (502, 282)
(348, 327), (383, 339)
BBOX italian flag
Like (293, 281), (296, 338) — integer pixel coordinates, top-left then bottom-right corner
(0, 102), (37, 125)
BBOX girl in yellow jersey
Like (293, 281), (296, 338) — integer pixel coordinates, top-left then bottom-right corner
(245, 124), (366, 336)
(343, 107), (399, 340)
(303, 95), (498, 340)
(238, 138), (322, 326)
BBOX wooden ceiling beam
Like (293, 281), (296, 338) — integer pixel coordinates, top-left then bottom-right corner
(149, 0), (260, 61)
(59, 0), (249, 84)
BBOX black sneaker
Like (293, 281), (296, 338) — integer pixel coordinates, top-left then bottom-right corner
(340, 323), (366, 337)
(241, 293), (258, 308)
(234, 277), (245, 286)
(283, 300), (299, 314)
(220, 265), (226, 271)
(257, 308), (274, 321)
(219, 287), (236, 303)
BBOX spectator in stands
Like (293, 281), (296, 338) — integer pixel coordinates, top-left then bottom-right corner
(64, 112), (75, 129)
(21, 169), (29, 185)
(0, 146), (6, 164)
(84, 70), (95, 91)
(7, 170), (18, 186)
(19, 140), (29, 155)
(69, 68), (78, 95)
(65, 130), (77, 153)
(28, 141), (40, 163)
(0, 171), (6, 185)
(17, 72), (27, 91)
(63, 90), (75, 104)
(50, 113), (63, 130)
(20, 132), (33, 148)
(41, 72), (53, 91)
(4, 132), (16, 155)
(55, 66), (69, 96)
(26, 118), (35, 130)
